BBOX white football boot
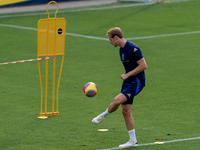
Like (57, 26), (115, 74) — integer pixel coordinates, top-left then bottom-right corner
(92, 114), (105, 124)
(119, 140), (138, 148)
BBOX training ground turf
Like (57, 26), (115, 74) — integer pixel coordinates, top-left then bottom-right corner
(0, 0), (200, 149)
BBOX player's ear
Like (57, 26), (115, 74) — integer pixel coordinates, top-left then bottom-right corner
(113, 35), (118, 40)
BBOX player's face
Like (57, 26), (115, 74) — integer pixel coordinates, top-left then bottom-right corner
(109, 37), (118, 47)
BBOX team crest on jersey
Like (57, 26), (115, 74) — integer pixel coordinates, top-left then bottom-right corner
(122, 53), (124, 60)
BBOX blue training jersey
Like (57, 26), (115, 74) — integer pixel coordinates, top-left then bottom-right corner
(119, 41), (145, 86)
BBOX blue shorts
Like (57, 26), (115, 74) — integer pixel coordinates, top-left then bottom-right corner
(121, 82), (144, 105)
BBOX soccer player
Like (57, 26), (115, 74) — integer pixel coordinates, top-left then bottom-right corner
(92, 27), (147, 148)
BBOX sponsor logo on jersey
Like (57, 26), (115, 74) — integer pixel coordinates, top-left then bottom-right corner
(127, 94), (131, 97)
(133, 48), (138, 52)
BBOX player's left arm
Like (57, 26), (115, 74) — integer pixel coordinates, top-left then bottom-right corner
(120, 58), (147, 81)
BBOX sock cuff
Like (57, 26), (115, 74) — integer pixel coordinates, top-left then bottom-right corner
(128, 129), (135, 134)
(106, 108), (111, 114)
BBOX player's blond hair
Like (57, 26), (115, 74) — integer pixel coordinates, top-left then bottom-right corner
(106, 27), (123, 39)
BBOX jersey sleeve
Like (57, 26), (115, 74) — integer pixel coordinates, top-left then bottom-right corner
(130, 46), (143, 61)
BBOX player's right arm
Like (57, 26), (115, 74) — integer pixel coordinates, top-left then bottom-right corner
(120, 58), (147, 81)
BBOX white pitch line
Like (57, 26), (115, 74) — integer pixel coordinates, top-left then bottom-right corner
(163, 136), (200, 143)
(0, 3), (153, 19)
(0, 0), (194, 19)
(0, 23), (200, 41)
(66, 32), (108, 41)
(165, 0), (196, 2)
(0, 23), (108, 41)
(0, 23), (37, 31)
(96, 136), (200, 150)
(126, 31), (200, 40)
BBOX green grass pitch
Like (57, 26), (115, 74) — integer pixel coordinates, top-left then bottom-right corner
(0, 0), (200, 149)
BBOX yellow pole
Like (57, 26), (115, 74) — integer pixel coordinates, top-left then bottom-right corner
(56, 55), (64, 113)
(45, 59), (48, 114)
(52, 53), (56, 113)
(52, 48), (56, 112)
(45, 12), (50, 115)
(37, 61), (43, 115)
(37, 1), (66, 118)
(52, 18), (57, 114)
(51, 1), (58, 115)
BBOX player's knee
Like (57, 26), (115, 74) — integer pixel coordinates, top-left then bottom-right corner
(113, 97), (121, 106)
(121, 109), (127, 117)
(121, 107), (131, 117)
